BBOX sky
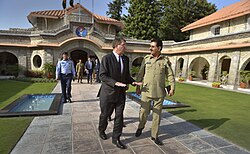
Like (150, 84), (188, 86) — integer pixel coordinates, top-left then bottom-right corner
(0, 0), (241, 30)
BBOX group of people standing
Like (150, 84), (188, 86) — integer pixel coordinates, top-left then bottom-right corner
(55, 53), (100, 103)
(76, 58), (100, 84)
(55, 37), (175, 149)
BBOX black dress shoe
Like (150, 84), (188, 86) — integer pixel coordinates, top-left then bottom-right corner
(99, 133), (107, 140)
(151, 137), (163, 145)
(112, 139), (126, 149)
(135, 127), (144, 137)
(67, 98), (72, 103)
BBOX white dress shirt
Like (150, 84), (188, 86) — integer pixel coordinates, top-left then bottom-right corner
(113, 51), (124, 74)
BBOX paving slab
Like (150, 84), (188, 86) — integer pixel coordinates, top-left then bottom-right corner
(11, 82), (250, 154)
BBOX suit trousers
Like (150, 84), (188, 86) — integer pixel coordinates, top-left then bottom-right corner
(99, 93), (125, 139)
(138, 95), (164, 138)
(87, 69), (93, 83)
(60, 74), (73, 103)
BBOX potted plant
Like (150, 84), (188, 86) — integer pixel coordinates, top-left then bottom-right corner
(220, 71), (228, 85)
(200, 65), (209, 80)
(212, 82), (221, 88)
(178, 77), (185, 82)
(239, 70), (250, 88)
(42, 63), (56, 79)
(188, 71), (196, 81)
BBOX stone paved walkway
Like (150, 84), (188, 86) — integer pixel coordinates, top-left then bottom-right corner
(11, 82), (250, 154)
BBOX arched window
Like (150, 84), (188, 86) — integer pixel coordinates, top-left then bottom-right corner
(211, 25), (221, 36)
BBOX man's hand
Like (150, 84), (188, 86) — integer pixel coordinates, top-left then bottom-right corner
(115, 82), (127, 87)
(136, 85), (141, 95)
(168, 89), (174, 97)
(132, 82), (143, 86)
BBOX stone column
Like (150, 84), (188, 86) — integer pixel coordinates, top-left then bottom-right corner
(207, 52), (219, 82)
(227, 51), (241, 89)
(170, 56), (177, 77)
(18, 50), (27, 77)
(182, 55), (189, 79)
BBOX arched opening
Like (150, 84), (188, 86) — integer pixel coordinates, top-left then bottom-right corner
(176, 58), (184, 77)
(239, 58), (250, 88)
(244, 60), (250, 71)
(219, 56), (231, 84)
(189, 57), (210, 81)
(0, 52), (18, 76)
(70, 49), (99, 75)
(33, 55), (42, 68)
(220, 56), (231, 73)
(131, 57), (143, 77)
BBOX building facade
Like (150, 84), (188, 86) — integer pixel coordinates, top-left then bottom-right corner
(1, 1), (250, 90)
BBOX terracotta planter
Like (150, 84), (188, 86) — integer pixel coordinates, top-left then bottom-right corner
(47, 73), (53, 79)
(212, 85), (220, 88)
(239, 82), (247, 88)
(188, 76), (193, 81)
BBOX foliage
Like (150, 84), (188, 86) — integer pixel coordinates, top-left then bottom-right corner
(11, 77), (57, 83)
(106, 0), (127, 20)
(201, 65), (209, 79)
(123, 0), (162, 40)
(130, 66), (140, 77)
(220, 71), (228, 85)
(42, 63), (56, 79)
(189, 70), (196, 77)
(159, 0), (216, 42)
(0, 64), (20, 77)
(212, 82), (221, 88)
(24, 70), (44, 78)
(178, 77), (185, 81)
(239, 70), (250, 83)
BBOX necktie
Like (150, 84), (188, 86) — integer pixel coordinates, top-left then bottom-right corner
(118, 56), (121, 74)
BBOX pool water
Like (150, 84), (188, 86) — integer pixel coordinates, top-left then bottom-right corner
(128, 92), (190, 109)
(131, 93), (177, 105)
(10, 94), (56, 112)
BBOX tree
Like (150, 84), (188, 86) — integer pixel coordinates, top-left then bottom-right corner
(106, 0), (127, 20)
(159, 0), (216, 42)
(123, 0), (162, 40)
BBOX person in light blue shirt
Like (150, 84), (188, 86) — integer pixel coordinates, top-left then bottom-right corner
(56, 52), (76, 103)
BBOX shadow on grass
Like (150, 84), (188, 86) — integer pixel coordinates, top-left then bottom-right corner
(187, 118), (230, 130)
(168, 109), (197, 115)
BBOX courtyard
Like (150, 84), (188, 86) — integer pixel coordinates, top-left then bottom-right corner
(1, 80), (250, 154)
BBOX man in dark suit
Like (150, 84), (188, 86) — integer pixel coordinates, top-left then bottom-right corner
(85, 57), (94, 84)
(98, 37), (141, 149)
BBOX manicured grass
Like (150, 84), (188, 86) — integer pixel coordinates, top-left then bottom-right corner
(0, 80), (56, 154)
(128, 83), (250, 150)
(0, 117), (33, 154)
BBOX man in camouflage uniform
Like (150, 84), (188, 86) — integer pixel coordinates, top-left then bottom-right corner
(135, 38), (175, 145)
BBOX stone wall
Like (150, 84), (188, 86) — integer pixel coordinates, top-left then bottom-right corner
(190, 16), (250, 41)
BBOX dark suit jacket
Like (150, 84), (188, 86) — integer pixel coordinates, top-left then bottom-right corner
(98, 53), (135, 103)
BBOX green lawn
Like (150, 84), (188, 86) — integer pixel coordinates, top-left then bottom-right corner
(0, 80), (56, 154)
(128, 83), (250, 151)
